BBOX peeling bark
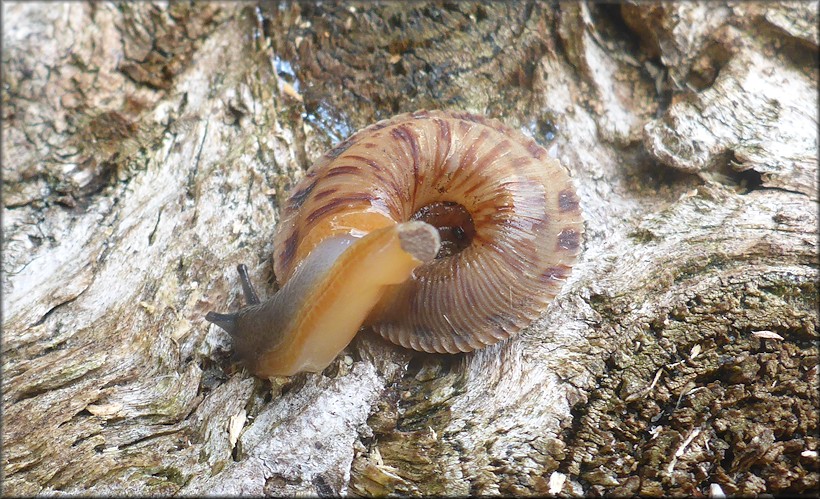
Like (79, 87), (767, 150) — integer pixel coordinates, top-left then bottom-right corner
(2, 1), (817, 496)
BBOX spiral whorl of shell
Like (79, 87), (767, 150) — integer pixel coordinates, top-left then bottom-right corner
(274, 110), (583, 354)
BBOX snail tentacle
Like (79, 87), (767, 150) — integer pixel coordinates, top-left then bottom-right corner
(204, 264), (259, 337)
(236, 264), (261, 305)
(204, 311), (240, 337)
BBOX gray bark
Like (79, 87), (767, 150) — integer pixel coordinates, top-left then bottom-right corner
(2, 1), (817, 496)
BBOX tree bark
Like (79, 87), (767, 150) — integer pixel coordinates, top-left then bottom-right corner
(2, 1), (817, 496)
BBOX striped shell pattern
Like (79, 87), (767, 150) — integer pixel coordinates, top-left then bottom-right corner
(273, 110), (583, 354)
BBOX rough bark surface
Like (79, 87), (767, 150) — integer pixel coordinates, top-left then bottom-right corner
(2, 1), (817, 496)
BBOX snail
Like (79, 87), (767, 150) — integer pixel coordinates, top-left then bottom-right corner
(206, 110), (583, 377)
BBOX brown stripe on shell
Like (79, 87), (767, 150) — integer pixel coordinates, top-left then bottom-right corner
(279, 230), (300, 276)
(322, 165), (361, 178)
(288, 179), (317, 211)
(541, 265), (571, 282)
(526, 140), (547, 160)
(326, 138), (355, 159)
(466, 129), (496, 172)
(557, 228), (581, 251)
(312, 188), (338, 200)
(272, 110), (583, 354)
(427, 118), (453, 191)
(390, 124), (421, 200)
(457, 129), (484, 173)
(435, 117), (451, 144)
(304, 192), (376, 225)
(449, 111), (489, 126)
(344, 154), (384, 172)
(343, 155), (405, 209)
(558, 188), (580, 212)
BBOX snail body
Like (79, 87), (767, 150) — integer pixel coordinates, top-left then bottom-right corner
(207, 110), (583, 377)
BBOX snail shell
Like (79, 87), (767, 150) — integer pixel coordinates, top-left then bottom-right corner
(207, 110), (583, 376)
